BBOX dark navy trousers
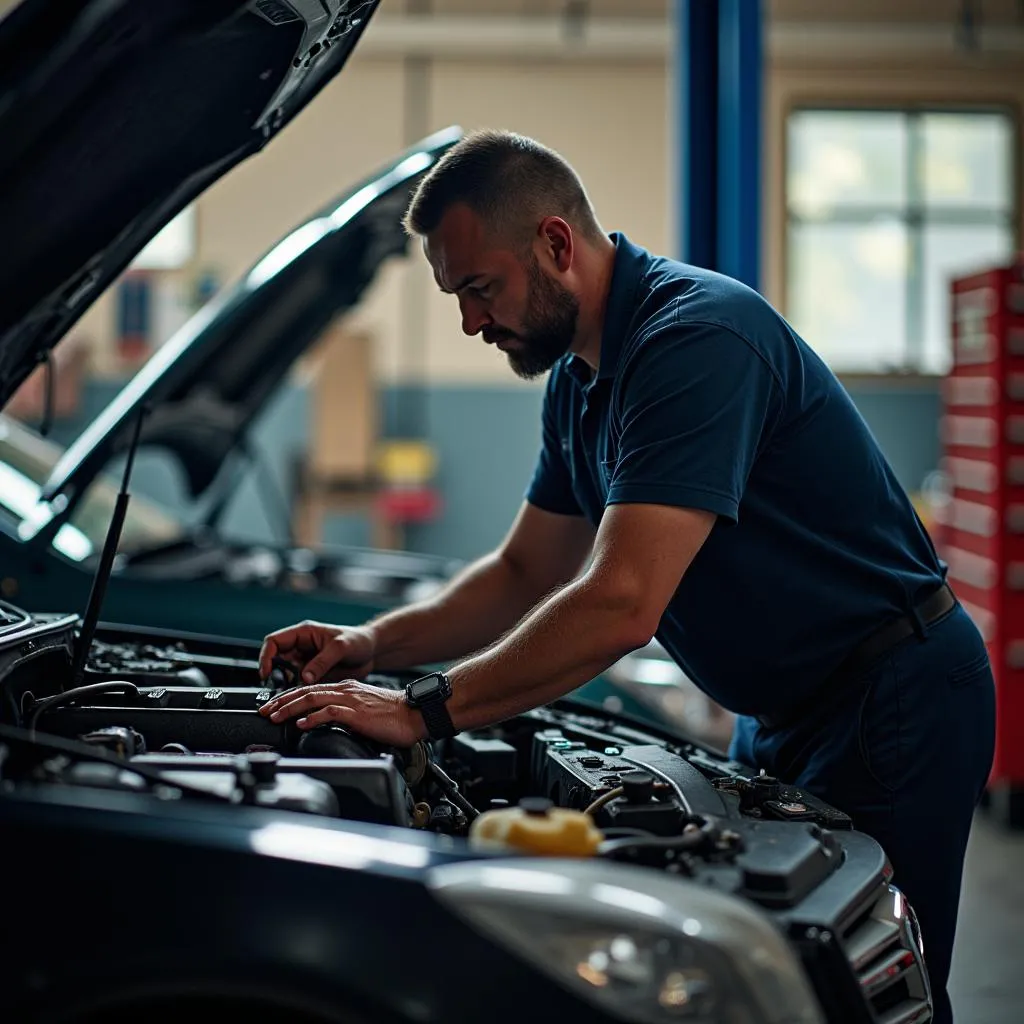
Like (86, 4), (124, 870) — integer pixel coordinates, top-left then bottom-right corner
(729, 603), (995, 1024)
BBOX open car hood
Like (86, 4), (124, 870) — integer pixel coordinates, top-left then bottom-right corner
(36, 126), (462, 514)
(0, 0), (380, 413)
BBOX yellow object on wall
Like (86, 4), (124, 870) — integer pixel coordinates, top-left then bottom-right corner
(375, 439), (437, 486)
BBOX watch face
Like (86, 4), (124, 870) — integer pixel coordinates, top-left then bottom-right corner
(409, 676), (440, 702)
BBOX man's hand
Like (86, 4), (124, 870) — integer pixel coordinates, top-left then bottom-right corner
(257, 679), (424, 747)
(259, 621), (376, 685)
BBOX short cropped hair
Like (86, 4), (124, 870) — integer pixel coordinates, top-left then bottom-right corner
(402, 129), (603, 246)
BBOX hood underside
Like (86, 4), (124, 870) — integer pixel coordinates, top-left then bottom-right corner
(0, 0), (380, 410)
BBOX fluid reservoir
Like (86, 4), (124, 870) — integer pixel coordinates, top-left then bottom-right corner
(469, 797), (603, 857)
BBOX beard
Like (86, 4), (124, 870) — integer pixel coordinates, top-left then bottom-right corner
(483, 255), (580, 380)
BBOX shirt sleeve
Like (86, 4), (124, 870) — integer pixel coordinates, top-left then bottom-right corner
(525, 365), (583, 516)
(606, 323), (780, 524)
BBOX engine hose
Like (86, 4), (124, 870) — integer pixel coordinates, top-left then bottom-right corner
(426, 761), (479, 821)
(28, 681), (140, 740)
(584, 786), (624, 817)
(597, 816), (723, 861)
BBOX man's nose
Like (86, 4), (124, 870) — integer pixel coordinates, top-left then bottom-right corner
(458, 294), (491, 336)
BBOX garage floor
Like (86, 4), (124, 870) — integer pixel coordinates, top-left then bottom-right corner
(949, 811), (1024, 1022)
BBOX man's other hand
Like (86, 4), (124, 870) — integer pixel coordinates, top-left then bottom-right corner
(258, 621), (376, 685)
(257, 680), (424, 747)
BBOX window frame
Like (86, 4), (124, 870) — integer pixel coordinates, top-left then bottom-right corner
(779, 98), (1021, 380)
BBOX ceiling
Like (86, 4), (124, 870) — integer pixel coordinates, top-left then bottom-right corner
(414, 0), (1024, 24)
(1, 1), (1019, 27)
(771, 0), (1024, 24)
(408, 1), (667, 16)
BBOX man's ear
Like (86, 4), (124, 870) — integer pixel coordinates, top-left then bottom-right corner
(538, 216), (573, 272)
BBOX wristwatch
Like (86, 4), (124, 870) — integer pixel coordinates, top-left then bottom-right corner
(404, 670), (456, 741)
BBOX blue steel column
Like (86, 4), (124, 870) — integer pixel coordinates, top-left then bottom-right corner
(672, 0), (763, 292)
(717, 0), (763, 291)
(672, 0), (718, 270)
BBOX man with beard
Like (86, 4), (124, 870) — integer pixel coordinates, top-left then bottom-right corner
(259, 130), (993, 1024)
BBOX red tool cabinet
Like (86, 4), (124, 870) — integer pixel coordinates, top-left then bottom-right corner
(939, 259), (1024, 825)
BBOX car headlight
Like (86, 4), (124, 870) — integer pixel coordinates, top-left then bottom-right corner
(428, 859), (823, 1024)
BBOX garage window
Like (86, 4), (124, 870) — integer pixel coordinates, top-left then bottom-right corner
(786, 108), (1016, 374)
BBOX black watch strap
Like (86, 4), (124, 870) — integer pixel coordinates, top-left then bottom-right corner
(419, 698), (456, 741)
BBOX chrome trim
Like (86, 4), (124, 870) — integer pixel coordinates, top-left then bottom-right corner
(845, 914), (902, 972)
(843, 884), (933, 1023)
(878, 1001), (934, 1024)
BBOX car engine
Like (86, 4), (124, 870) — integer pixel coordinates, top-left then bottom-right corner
(7, 619), (850, 838)
(0, 607), (932, 1024)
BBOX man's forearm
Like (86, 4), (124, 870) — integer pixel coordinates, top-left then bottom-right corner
(443, 572), (653, 732)
(366, 551), (549, 671)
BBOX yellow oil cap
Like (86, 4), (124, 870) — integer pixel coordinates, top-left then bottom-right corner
(469, 797), (603, 857)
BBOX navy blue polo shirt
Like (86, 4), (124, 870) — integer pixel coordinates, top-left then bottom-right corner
(526, 233), (944, 717)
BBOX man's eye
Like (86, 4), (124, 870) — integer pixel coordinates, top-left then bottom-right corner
(474, 283), (493, 299)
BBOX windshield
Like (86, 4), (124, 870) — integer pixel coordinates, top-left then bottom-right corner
(0, 415), (185, 560)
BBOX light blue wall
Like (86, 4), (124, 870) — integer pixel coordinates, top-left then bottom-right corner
(378, 385), (544, 558)
(47, 378), (940, 562)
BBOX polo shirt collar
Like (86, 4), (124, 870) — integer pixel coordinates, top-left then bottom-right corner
(564, 231), (648, 387)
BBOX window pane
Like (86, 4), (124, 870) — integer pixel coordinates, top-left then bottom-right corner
(920, 222), (1014, 374)
(788, 220), (908, 371)
(787, 111), (907, 218)
(921, 113), (1013, 212)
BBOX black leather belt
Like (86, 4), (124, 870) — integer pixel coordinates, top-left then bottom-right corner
(756, 582), (957, 732)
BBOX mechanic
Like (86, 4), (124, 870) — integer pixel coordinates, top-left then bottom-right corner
(259, 129), (994, 1023)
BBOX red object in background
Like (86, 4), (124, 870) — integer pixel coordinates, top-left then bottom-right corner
(374, 487), (442, 523)
(940, 258), (1024, 824)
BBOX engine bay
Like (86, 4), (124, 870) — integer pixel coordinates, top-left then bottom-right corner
(0, 605), (861, 913)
